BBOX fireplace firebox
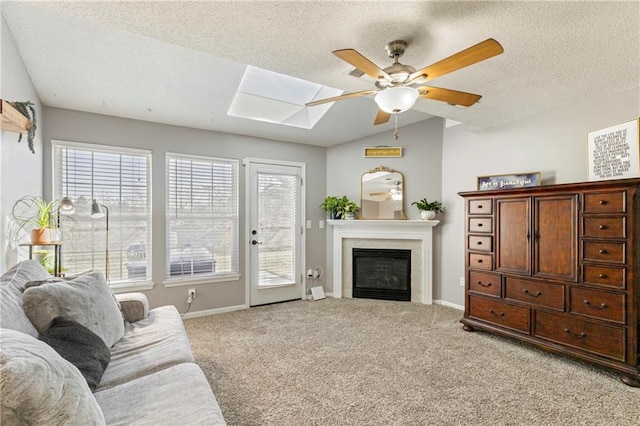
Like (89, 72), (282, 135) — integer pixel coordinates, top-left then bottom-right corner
(352, 248), (411, 301)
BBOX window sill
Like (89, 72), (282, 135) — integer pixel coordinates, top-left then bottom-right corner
(110, 280), (155, 293)
(163, 274), (241, 287)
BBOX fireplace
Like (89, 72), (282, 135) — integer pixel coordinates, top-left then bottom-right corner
(352, 248), (411, 301)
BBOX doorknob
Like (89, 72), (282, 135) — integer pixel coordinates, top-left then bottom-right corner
(251, 240), (263, 245)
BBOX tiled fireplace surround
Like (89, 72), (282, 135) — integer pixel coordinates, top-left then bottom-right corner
(328, 220), (439, 304)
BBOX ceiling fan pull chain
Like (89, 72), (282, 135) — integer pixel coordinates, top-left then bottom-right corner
(393, 112), (399, 140)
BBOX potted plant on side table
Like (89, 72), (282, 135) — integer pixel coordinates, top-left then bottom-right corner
(411, 198), (443, 220)
(11, 195), (57, 244)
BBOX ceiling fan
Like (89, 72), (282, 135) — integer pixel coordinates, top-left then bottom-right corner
(306, 38), (504, 126)
(369, 181), (402, 200)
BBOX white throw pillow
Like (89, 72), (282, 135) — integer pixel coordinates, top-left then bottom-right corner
(22, 271), (125, 348)
(0, 328), (106, 425)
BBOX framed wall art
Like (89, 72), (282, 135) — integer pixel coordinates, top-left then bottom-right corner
(477, 172), (541, 191)
(364, 147), (403, 158)
(587, 118), (640, 181)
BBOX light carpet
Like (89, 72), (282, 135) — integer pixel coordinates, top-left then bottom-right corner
(184, 298), (639, 425)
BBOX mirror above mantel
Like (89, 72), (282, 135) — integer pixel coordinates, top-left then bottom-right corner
(360, 166), (405, 220)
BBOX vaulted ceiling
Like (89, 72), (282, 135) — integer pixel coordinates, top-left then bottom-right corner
(2, 1), (639, 147)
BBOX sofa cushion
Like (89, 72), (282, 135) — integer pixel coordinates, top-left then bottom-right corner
(40, 317), (111, 391)
(0, 260), (50, 337)
(94, 362), (226, 426)
(22, 270), (125, 348)
(0, 328), (106, 425)
(98, 305), (194, 390)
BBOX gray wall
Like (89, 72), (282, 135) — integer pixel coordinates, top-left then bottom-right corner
(42, 107), (327, 311)
(0, 17), (44, 273)
(326, 117), (444, 298)
(440, 88), (640, 306)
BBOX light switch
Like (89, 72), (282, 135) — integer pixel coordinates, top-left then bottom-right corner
(306, 220), (312, 229)
(319, 220), (325, 229)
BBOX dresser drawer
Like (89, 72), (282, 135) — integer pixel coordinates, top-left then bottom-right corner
(582, 217), (626, 239)
(469, 235), (492, 252)
(469, 199), (492, 215)
(469, 296), (530, 333)
(582, 241), (625, 263)
(469, 271), (501, 297)
(583, 191), (626, 213)
(469, 217), (492, 233)
(469, 253), (492, 270)
(505, 276), (564, 310)
(569, 287), (625, 324)
(582, 264), (626, 289)
(535, 311), (625, 361)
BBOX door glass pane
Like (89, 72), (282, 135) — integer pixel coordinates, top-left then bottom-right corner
(257, 172), (297, 287)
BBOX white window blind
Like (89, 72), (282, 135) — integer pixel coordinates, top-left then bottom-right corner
(166, 153), (238, 280)
(52, 141), (152, 283)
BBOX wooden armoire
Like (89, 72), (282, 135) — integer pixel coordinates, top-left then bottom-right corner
(459, 178), (640, 386)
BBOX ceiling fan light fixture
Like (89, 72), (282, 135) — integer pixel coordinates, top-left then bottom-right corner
(374, 86), (419, 114)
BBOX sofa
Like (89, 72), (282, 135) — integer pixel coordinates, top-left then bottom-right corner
(0, 260), (226, 425)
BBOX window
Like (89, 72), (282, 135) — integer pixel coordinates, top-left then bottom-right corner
(53, 141), (152, 285)
(166, 153), (239, 281)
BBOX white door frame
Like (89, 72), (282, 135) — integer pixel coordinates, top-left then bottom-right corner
(243, 158), (306, 306)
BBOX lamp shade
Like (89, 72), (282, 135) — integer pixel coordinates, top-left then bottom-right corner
(91, 199), (106, 218)
(374, 87), (419, 114)
(59, 196), (75, 215)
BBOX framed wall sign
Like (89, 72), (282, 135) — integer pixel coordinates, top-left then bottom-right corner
(364, 147), (403, 158)
(587, 119), (640, 181)
(477, 172), (541, 191)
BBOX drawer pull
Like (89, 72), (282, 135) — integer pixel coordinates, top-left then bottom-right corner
(599, 225), (608, 230)
(477, 223), (483, 227)
(598, 273), (607, 278)
(584, 300), (608, 310)
(476, 241), (483, 245)
(599, 200), (608, 205)
(478, 205), (483, 209)
(489, 309), (504, 317)
(477, 259), (483, 263)
(564, 328), (587, 338)
(477, 281), (492, 288)
(599, 249), (608, 254)
(523, 289), (542, 297)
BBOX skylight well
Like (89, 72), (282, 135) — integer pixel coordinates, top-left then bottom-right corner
(227, 66), (342, 129)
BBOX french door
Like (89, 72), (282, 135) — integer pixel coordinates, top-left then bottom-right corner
(246, 159), (304, 306)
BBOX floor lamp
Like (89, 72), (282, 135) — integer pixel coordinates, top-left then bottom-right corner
(56, 197), (75, 276)
(91, 199), (109, 281)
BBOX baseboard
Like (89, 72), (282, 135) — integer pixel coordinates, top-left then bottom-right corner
(182, 304), (248, 319)
(433, 299), (464, 310)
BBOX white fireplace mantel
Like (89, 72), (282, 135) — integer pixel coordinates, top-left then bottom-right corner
(328, 220), (439, 304)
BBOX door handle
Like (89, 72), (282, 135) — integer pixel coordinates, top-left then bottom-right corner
(251, 240), (263, 245)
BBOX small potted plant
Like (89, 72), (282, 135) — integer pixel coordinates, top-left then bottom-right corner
(320, 195), (341, 219)
(337, 196), (359, 220)
(11, 195), (57, 244)
(411, 198), (443, 220)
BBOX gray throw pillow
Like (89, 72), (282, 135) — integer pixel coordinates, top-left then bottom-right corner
(0, 328), (106, 425)
(22, 271), (125, 348)
(40, 317), (111, 391)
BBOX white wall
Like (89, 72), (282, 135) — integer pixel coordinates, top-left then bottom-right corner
(0, 17), (44, 273)
(326, 117), (444, 298)
(41, 107), (327, 312)
(440, 88), (640, 306)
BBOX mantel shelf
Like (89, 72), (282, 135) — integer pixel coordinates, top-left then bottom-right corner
(0, 99), (29, 134)
(327, 219), (440, 227)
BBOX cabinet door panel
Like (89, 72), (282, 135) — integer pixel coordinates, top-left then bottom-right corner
(496, 198), (531, 274)
(534, 195), (578, 281)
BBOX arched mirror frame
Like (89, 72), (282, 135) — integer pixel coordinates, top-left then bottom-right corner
(360, 166), (406, 220)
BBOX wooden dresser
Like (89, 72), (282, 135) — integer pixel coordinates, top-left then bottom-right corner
(459, 178), (640, 386)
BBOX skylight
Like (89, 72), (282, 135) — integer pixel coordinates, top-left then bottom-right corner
(227, 66), (342, 129)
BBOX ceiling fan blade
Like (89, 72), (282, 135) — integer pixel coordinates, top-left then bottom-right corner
(369, 191), (390, 196)
(409, 38), (504, 83)
(374, 110), (391, 125)
(306, 90), (376, 107)
(417, 86), (482, 107)
(333, 49), (392, 82)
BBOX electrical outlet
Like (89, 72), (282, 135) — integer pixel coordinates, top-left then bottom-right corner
(187, 288), (196, 303)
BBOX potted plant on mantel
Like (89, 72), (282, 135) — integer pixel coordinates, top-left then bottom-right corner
(337, 196), (359, 220)
(320, 195), (341, 219)
(411, 198), (443, 220)
(11, 195), (57, 244)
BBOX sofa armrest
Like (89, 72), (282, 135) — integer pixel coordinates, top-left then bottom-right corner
(116, 292), (149, 322)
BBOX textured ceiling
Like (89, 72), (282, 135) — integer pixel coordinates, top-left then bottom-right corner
(2, 1), (639, 147)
